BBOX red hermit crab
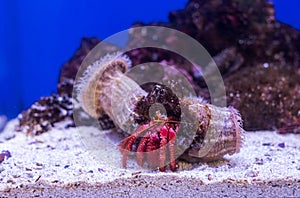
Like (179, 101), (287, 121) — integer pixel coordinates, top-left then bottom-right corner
(76, 52), (244, 172)
(118, 91), (243, 172)
(119, 117), (179, 172)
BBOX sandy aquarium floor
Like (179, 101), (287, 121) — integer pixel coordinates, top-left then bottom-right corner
(0, 119), (299, 197)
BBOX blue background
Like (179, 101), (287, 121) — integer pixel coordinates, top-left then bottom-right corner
(0, 0), (299, 119)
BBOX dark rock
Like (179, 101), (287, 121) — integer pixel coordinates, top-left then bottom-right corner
(0, 150), (11, 163)
(278, 143), (285, 148)
(18, 0), (300, 134)
(16, 94), (73, 135)
(58, 37), (100, 96)
(125, 0), (300, 133)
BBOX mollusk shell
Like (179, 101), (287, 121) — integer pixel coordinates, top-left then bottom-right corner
(180, 97), (244, 161)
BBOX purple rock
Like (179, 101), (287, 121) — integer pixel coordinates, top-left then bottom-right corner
(0, 150), (11, 163)
(278, 143), (285, 148)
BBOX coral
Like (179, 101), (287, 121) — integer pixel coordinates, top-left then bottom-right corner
(16, 94), (73, 135)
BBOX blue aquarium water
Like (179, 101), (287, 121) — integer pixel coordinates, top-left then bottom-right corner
(0, 0), (299, 119)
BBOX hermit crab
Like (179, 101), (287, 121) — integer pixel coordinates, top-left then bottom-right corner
(75, 52), (244, 171)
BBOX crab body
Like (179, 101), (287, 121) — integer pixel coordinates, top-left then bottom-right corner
(119, 120), (178, 171)
(119, 97), (244, 172)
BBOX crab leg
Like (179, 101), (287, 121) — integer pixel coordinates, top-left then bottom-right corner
(119, 122), (157, 168)
(159, 125), (169, 171)
(119, 135), (138, 168)
(168, 126), (177, 171)
(136, 135), (149, 167)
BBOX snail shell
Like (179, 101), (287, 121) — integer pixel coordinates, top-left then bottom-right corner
(180, 97), (243, 161)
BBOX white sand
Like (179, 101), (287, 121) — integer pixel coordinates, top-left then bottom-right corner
(0, 119), (299, 197)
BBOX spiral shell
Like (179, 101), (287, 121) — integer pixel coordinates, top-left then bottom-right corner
(179, 97), (243, 161)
